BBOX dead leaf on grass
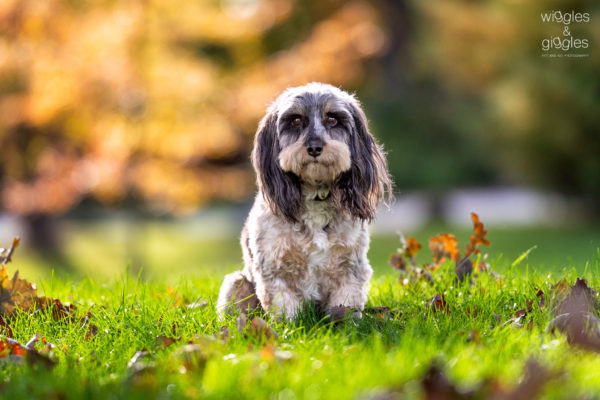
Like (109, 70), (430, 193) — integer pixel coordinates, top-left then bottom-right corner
(247, 317), (279, 341)
(0, 237), (20, 265)
(174, 344), (208, 373)
(186, 301), (208, 309)
(0, 266), (37, 316)
(546, 278), (600, 352)
(558, 278), (595, 314)
(465, 213), (490, 258)
(0, 335), (56, 368)
(428, 294), (449, 314)
(420, 357), (556, 400)
(547, 311), (600, 352)
(467, 329), (481, 344)
(422, 361), (475, 399)
(35, 297), (78, 321)
(0, 315), (14, 337)
(536, 289), (545, 309)
(364, 306), (400, 320)
(493, 313), (502, 325)
(127, 350), (153, 369)
(389, 235), (422, 272)
(494, 358), (558, 400)
(456, 257), (473, 283)
(85, 324), (99, 341)
(503, 308), (528, 328)
(154, 334), (179, 349)
(25, 332), (40, 349)
(429, 234), (460, 266)
(328, 305), (361, 322)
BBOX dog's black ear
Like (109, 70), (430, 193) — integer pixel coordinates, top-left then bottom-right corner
(252, 111), (303, 222)
(334, 101), (392, 221)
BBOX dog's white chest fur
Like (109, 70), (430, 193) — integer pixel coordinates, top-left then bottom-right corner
(296, 199), (335, 300)
(257, 193), (367, 303)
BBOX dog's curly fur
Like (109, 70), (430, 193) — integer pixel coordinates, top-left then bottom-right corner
(217, 83), (392, 319)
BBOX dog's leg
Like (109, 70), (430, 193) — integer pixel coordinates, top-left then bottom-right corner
(216, 271), (260, 317)
(325, 277), (369, 317)
(255, 277), (303, 320)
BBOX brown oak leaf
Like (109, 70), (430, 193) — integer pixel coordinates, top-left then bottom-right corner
(0, 266), (38, 316)
(429, 234), (460, 265)
(465, 212), (490, 257)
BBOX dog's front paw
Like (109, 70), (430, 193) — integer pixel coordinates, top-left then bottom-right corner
(266, 291), (303, 320)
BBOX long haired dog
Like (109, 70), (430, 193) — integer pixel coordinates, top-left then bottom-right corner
(217, 83), (392, 319)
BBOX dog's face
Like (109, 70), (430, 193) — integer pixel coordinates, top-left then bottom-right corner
(276, 90), (353, 186)
(252, 83), (391, 222)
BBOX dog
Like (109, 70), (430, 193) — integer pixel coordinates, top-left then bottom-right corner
(217, 82), (392, 319)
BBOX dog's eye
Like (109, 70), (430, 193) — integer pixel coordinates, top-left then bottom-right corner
(326, 116), (337, 127)
(292, 117), (302, 127)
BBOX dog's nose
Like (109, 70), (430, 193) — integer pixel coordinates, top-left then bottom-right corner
(306, 140), (323, 157)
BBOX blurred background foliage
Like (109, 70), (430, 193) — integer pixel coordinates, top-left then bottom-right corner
(0, 0), (599, 278)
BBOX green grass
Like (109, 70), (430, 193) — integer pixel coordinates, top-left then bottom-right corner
(2, 256), (600, 399)
(3, 222), (600, 399)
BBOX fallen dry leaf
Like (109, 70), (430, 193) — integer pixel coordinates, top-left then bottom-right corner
(494, 358), (557, 400)
(0, 267), (38, 316)
(364, 306), (400, 320)
(503, 309), (529, 328)
(546, 278), (600, 352)
(0, 335), (56, 368)
(405, 237), (422, 259)
(25, 332), (40, 349)
(428, 294), (449, 314)
(422, 361), (475, 399)
(186, 301), (208, 309)
(0, 315), (13, 337)
(235, 314), (248, 333)
(328, 305), (359, 322)
(420, 357), (556, 400)
(35, 297), (78, 321)
(234, 315), (279, 341)
(126, 350), (157, 388)
(456, 257), (473, 283)
(127, 350), (153, 369)
(218, 326), (230, 341)
(465, 213), (490, 258)
(389, 235), (422, 272)
(536, 289), (545, 309)
(389, 253), (407, 271)
(154, 334), (179, 349)
(558, 278), (595, 314)
(493, 313), (502, 325)
(526, 299), (534, 313)
(85, 324), (99, 341)
(247, 317), (279, 341)
(0, 237), (20, 265)
(467, 329), (481, 344)
(429, 234), (460, 265)
(547, 311), (600, 352)
(174, 344), (208, 372)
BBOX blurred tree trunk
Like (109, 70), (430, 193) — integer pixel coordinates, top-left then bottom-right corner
(379, 0), (411, 97)
(23, 214), (62, 252)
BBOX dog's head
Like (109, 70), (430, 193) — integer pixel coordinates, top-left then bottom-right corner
(252, 82), (392, 222)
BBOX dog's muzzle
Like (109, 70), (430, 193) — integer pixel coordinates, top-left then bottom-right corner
(306, 138), (323, 158)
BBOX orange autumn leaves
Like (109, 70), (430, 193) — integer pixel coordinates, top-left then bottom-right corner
(390, 212), (491, 281)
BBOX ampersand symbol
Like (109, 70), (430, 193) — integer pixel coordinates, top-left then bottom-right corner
(563, 26), (571, 36)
